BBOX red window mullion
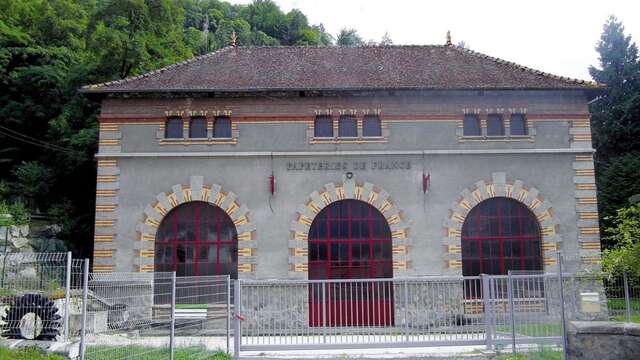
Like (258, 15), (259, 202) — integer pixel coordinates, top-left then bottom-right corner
(172, 204), (178, 272)
(497, 199), (504, 274)
(368, 204), (374, 278)
(347, 201), (353, 279)
(326, 206), (331, 280)
(518, 204), (525, 270)
(462, 197), (542, 277)
(476, 205), (483, 274)
(194, 203), (200, 276)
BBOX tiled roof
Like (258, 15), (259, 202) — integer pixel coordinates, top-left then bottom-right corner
(82, 45), (603, 93)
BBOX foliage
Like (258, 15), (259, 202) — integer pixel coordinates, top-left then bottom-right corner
(85, 346), (231, 360)
(0, 347), (67, 360)
(0, 0), (334, 258)
(602, 203), (640, 276)
(0, 201), (30, 226)
(589, 16), (640, 236)
(336, 28), (364, 47)
(497, 350), (562, 360)
(597, 152), (640, 242)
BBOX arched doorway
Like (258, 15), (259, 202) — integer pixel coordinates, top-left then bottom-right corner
(155, 201), (238, 303)
(461, 197), (542, 298)
(155, 201), (238, 277)
(307, 199), (394, 326)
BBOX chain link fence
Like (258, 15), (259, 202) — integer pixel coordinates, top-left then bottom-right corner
(1, 252), (640, 359)
(0, 252), (84, 342)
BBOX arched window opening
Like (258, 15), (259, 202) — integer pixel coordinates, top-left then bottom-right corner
(308, 199), (394, 327)
(155, 201), (238, 279)
(314, 115), (333, 137)
(213, 116), (232, 138)
(165, 117), (183, 138)
(189, 117), (207, 138)
(461, 197), (543, 298)
(362, 115), (382, 137)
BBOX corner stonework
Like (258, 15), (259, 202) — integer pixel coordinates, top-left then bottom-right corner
(288, 176), (411, 279)
(135, 175), (257, 278)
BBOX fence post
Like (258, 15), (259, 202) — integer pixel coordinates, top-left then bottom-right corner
(557, 252), (568, 360)
(63, 251), (72, 342)
(169, 272), (176, 360)
(233, 279), (241, 359)
(481, 274), (493, 350)
(403, 280), (409, 342)
(79, 258), (89, 360)
(623, 272), (632, 323)
(507, 272), (516, 356)
(226, 274), (231, 355)
(322, 282), (327, 343)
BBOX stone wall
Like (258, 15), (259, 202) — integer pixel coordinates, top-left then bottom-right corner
(567, 321), (640, 360)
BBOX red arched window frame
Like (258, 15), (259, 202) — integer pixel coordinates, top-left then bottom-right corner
(307, 199), (394, 327)
(155, 201), (238, 279)
(461, 197), (542, 277)
(308, 199), (393, 280)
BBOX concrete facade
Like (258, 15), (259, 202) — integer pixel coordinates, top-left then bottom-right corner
(92, 90), (601, 278)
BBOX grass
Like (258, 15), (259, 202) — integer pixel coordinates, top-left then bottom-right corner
(85, 346), (231, 360)
(496, 323), (562, 337)
(175, 303), (208, 310)
(611, 314), (640, 323)
(607, 298), (640, 323)
(607, 298), (640, 311)
(0, 347), (67, 360)
(497, 349), (563, 360)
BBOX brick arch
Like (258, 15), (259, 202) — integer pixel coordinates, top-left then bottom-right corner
(443, 172), (561, 273)
(288, 175), (410, 279)
(135, 175), (256, 278)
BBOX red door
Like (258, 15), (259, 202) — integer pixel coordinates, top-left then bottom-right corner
(307, 199), (394, 327)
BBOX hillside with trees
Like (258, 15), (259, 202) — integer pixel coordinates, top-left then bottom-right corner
(0, 2), (638, 264)
(0, 0), (335, 257)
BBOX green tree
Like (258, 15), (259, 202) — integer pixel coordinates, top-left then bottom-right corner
(336, 28), (363, 47)
(602, 203), (640, 276)
(86, 0), (191, 79)
(588, 16), (640, 235)
(379, 32), (393, 46)
(0, 0), (336, 259)
(597, 152), (640, 244)
(589, 16), (640, 162)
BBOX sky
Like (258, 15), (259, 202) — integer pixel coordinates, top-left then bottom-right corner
(228, 0), (640, 81)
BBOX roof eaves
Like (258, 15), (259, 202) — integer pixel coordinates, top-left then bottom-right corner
(452, 46), (604, 88)
(81, 46), (234, 91)
(80, 85), (606, 95)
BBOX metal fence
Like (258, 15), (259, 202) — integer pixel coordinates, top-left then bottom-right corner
(2, 252), (640, 359)
(0, 252), (84, 342)
(78, 272), (231, 360)
(233, 261), (640, 358)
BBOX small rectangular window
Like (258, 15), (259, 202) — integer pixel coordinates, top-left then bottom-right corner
(363, 115), (382, 137)
(463, 115), (481, 136)
(338, 115), (357, 137)
(314, 116), (333, 137)
(486, 114), (505, 136)
(165, 117), (183, 138)
(510, 114), (528, 136)
(189, 117), (207, 138)
(213, 116), (231, 138)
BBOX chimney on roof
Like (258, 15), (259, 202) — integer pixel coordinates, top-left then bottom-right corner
(446, 31), (452, 46)
(231, 31), (237, 47)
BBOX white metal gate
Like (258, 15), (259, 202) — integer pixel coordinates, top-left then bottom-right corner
(233, 274), (565, 354)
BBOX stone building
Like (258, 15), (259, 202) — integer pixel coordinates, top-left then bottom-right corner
(82, 45), (604, 283)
